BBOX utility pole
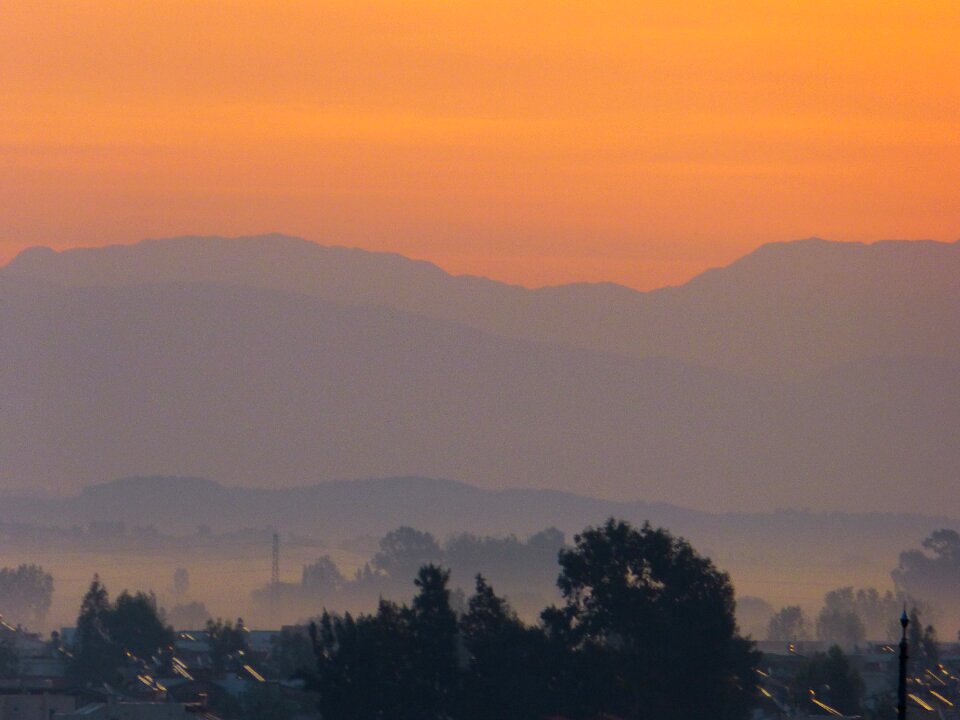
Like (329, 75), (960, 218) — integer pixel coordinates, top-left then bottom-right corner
(270, 531), (281, 626)
(898, 608), (909, 720)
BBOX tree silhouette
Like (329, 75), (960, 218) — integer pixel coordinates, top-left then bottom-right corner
(70, 575), (119, 685)
(314, 601), (420, 720)
(68, 578), (173, 685)
(372, 527), (442, 578)
(107, 591), (173, 660)
(794, 645), (864, 716)
(302, 555), (346, 594)
(767, 605), (810, 641)
(544, 518), (759, 720)
(409, 565), (459, 720)
(816, 587), (866, 649)
(459, 574), (551, 720)
(893, 529), (960, 622)
(205, 617), (249, 674)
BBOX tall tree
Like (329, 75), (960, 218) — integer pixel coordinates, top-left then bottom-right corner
(767, 605), (810, 641)
(107, 591), (173, 660)
(893, 529), (960, 627)
(545, 518), (759, 720)
(270, 627), (316, 680)
(816, 588), (866, 649)
(459, 574), (552, 720)
(70, 575), (119, 685)
(908, 607), (940, 667)
(301, 555), (345, 593)
(313, 603), (419, 720)
(794, 645), (865, 716)
(68, 578), (174, 685)
(410, 565), (460, 720)
(206, 617), (249, 674)
(852, 587), (908, 641)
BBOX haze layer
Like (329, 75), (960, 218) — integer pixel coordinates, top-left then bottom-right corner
(1, 236), (957, 514)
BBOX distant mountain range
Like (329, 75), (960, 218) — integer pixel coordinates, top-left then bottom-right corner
(1, 235), (958, 513)
(7, 234), (959, 378)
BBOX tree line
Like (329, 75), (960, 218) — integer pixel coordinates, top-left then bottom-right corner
(252, 526), (565, 620)
(62, 519), (758, 720)
(307, 519), (759, 720)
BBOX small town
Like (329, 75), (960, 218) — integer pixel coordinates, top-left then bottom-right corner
(0, 521), (957, 720)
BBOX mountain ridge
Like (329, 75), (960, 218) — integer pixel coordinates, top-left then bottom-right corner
(1, 236), (958, 513)
(4, 234), (958, 378)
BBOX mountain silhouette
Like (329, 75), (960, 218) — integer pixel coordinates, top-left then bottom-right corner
(6, 234), (959, 377)
(0, 236), (958, 513)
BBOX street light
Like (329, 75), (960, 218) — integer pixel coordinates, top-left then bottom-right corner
(898, 608), (909, 720)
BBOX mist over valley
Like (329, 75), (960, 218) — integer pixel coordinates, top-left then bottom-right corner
(0, 235), (957, 643)
(2, 235), (958, 514)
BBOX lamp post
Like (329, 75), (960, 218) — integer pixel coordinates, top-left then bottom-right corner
(898, 609), (909, 720)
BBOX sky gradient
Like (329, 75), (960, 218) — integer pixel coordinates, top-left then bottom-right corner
(1, 1), (958, 289)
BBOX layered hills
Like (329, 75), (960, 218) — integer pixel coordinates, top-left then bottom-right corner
(7, 234), (959, 377)
(1, 235), (957, 514)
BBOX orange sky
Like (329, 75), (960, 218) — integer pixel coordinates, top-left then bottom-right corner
(1, 1), (957, 289)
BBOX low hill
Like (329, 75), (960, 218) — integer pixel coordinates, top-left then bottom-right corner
(1, 475), (953, 615)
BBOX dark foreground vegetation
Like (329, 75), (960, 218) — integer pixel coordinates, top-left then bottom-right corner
(66, 519), (759, 720)
(308, 519), (759, 720)
(5, 521), (958, 719)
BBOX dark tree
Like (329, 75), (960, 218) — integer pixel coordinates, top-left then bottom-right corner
(908, 608), (940, 667)
(312, 566), (459, 720)
(313, 611), (360, 720)
(270, 627), (316, 679)
(206, 617), (250, 673)
(70, 575), (120, 685)
(816, 587), (866, 649)
(893, 529), (960, 628)
(314, 604), (419, 720)
(545, 519), (759, 720)
(68, 578), (174, 685)
(372, 527), (442, 578)
(107, 591), (173, 660)
(459, 575), (552, 720)
(302, 555), (345, 593)
(767, 605), (810, 641)
(794, 645), (864, 716)
(0, 564), (54, 628)
(461, 574), (514, 641)
(410, 565), (460, 720)
(850, 587), (908, 641)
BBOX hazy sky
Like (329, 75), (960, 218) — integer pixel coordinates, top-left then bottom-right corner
(1, 1), (957, 289)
